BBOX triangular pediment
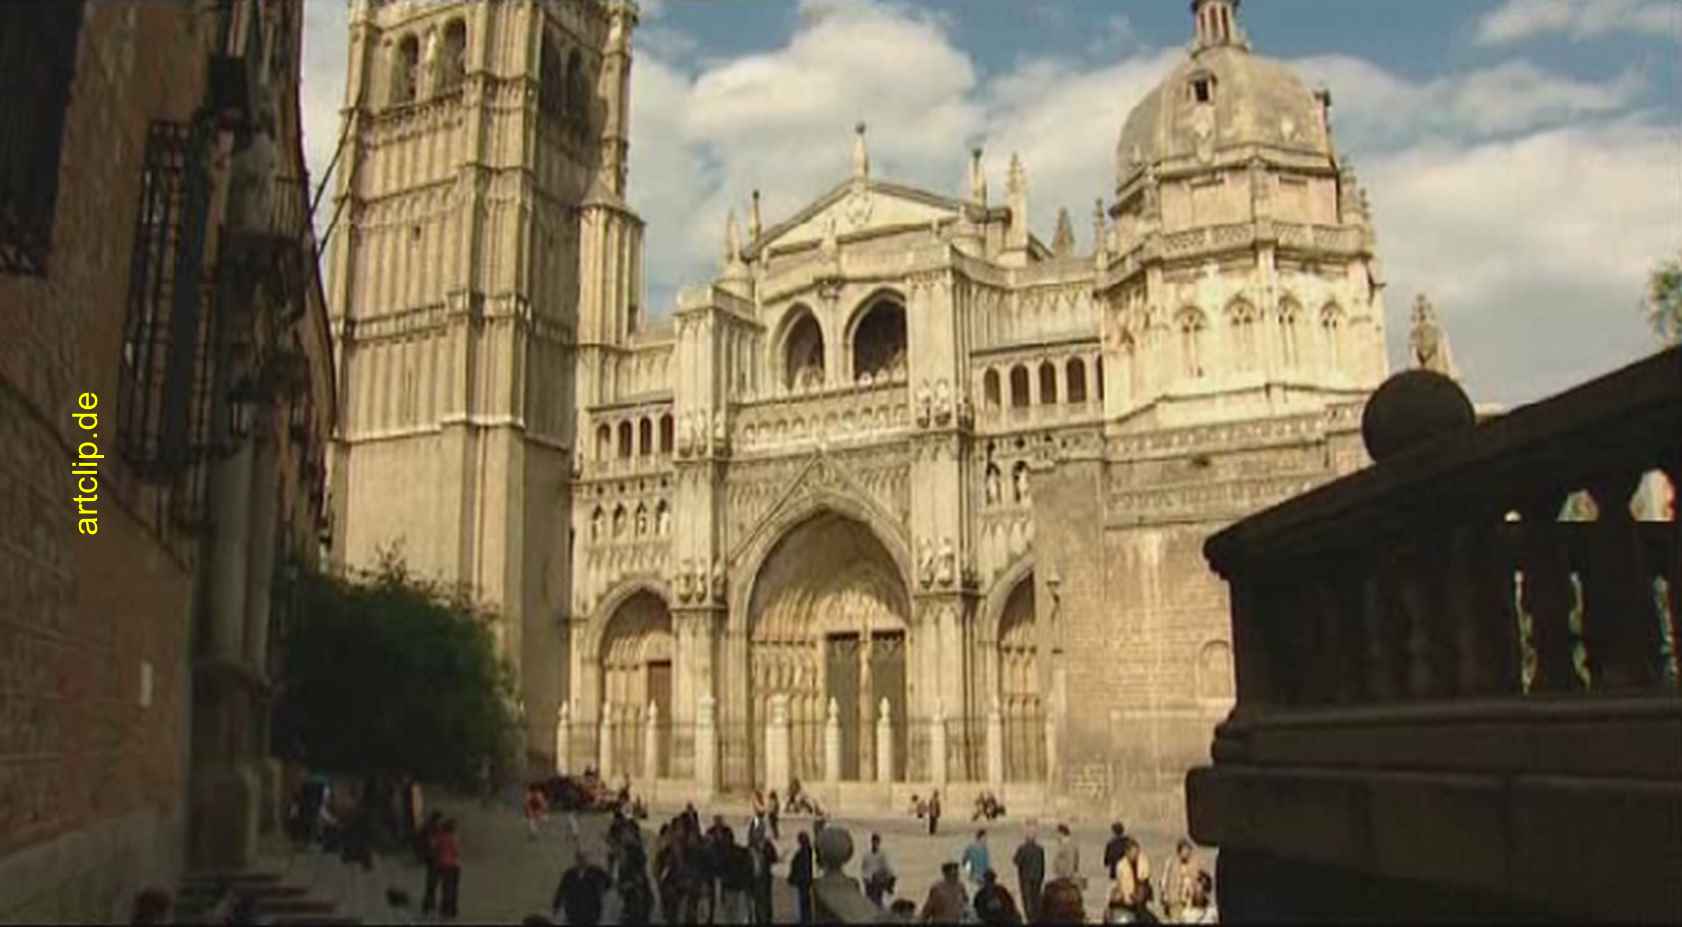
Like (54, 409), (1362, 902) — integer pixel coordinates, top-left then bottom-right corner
(747, 178), (965, 258)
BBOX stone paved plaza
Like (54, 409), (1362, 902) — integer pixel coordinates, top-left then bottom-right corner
(263, 792), (1210, 923)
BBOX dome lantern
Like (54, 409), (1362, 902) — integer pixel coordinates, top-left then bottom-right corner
(1191, 0), (1246, 53)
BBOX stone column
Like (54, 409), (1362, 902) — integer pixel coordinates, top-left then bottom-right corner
(766, 694), (791, 792)
(555, 702), (572, 775)
(986, 698), (1005, 788)
(696, 694), (718, 797)
(207, 434), (255, 664)
(244, 418), (280, 673)
(644, 701), (660, 780)
(599, 708), (614, 780)
(824, 697), (842, 783)
(931, 702), (948, 786)
(876, 697), (894, 783)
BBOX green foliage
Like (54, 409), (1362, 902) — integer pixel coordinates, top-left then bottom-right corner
(275, 546), (520, 786)
(1647, 250), (1682, 345)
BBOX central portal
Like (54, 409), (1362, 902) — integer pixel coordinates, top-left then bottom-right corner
(741, 510), (910, 789)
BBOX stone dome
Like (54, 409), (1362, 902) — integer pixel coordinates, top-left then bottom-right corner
(1360, 369), (1475, 463)
(1114, 4), (1334, 193)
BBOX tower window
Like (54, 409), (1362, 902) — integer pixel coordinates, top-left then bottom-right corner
(0, 1), (82, 275)
(1192, 78), (1213, 104)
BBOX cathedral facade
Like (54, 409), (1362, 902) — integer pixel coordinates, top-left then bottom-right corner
(328, 0), (1388, 823)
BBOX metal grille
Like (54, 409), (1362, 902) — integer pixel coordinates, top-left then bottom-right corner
(0, 2), (83, 275)
(120, 121), (214, 481)
(170, 276), (222, 531)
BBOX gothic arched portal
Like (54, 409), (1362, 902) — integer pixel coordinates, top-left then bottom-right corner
(599, 591), (674, 778)
(997, 574), (1046, 781)
(742, 511), (910, 788)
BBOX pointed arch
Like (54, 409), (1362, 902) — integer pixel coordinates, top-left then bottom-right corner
(437, 19), (467, 94)
(847, 290), (908, 382)
(392, 34), (420, 105)
(1320, 302), (1346, 368)
(1177, 306), (1208, 379)
(775, 303), (826, 391)
(1009, 365), (1030, 408)
(1278, 297), (1304, 369)
(1066, 357), (1088, 403)
(983, 368), (1002, 409)
(1038, 360), (1059, 404)
(1227, 299), (1258, 372)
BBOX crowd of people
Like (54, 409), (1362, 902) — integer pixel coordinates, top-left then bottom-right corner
(131, 765), (1218, 925)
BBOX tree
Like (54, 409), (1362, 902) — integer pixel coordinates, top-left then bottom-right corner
(274, 548), (520, 788)
(1646, 249), (1682, 345)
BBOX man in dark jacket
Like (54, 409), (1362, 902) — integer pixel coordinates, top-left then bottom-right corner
(1012, 824), (1046, 922)
(788, 831), (815, 924)
(1104, 822), (1129, 879)
(553, 851), (612, 926)
(973, 869), (1023, 925)
(750, 831), (779, 924)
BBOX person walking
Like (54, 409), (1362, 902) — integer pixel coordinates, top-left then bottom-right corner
(554, 849), (612, 926)
(860, 832), (897, 909)
(961, 830), (992, 891)
(918, 862), (969, 923)
(788, 831), (815, 924)
(1161, 839), (1204, 922)
(524, 786), (546, 840)
(1108, 837), (1157, 924)
(1104, 822), (1130, 880)
(434, 819), (462, 921)
(618, 838), (657, 926)
(749, 830), (779, 925)
(766, 790), (782, 839)
(1052, 824), (1082, 889)
(1179, 871), (1218, 924)
(1012, 823), (1046, 922)
(418, 812), (445, 917)
(719, 831), (755, 925)
(972, 869), (1023, 925)
(926, 789), (942, 836)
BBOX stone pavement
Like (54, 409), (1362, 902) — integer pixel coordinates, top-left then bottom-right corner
(262, 794), (1213, 923)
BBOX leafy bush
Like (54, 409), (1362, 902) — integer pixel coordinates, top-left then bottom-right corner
(274, 547), (520, 788)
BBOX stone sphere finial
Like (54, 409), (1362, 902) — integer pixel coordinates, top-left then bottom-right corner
(814, 825), (855, 875)
(1361, 368), (1475, 462)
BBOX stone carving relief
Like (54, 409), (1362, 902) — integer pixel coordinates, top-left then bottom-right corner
(918, 538), (936, 590)
(710, 557), (727, 603)
(933, 379), (953, 426)
(936, 537), (956, 587)
(916, 380), (932, 428)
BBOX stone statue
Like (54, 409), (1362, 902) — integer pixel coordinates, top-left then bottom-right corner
(985, 465), (1001, 505)
(852, 122), (870, 179)
(749, 189), (763, 241)
(1141, 163), (1161, 219)
(712, 411), (728, 448)
(612, 507), (626, 538)
(820, 213), (841, 263)
(1013, 464), (1030, 504)
(937, 537), (956, 587)
(933, 379), (953, 425)
(677, 559), (694, 601)
(590, 507), (603, 540)
(956, 392), (973, 426)
(657, 505), (671, 536)
(918, 538), (936, 589)
(915, 380), (932, 427)
(1409, 293), (1456, 378)
(228, 104), (278, 236)
(636, 507), (648, 536)
(724, 209), (742, 268)
(710, 557), (727, 603)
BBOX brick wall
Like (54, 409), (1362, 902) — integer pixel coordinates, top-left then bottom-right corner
(0, 4), (219, 919)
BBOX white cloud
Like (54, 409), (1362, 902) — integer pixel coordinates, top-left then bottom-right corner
(1293, 55), (1646, 146)
(1475, 0), (1679, 44)
(298, 1), (351, 242)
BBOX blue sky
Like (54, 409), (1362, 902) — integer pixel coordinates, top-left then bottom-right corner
(300, 0), (1681, 407)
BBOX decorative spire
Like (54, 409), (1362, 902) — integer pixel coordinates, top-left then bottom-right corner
(1093, 198), (1109, 267)
(748, 189), (763, 241)
(724, 208), (741, 266)
(1006, 153), (1025, 195)
(1051, 208), (1075, 257)
(852, 121), (869, 180)
(969, 146), (987, 205)
(1191, 0), (1246, 52)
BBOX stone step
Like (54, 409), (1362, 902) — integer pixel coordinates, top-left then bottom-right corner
(184, 869), (285, 883)
(252, 897), (341, 915)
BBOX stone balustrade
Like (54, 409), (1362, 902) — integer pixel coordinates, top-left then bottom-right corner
(1188, 347), (1681, 922)
(734, 381), (910, 453)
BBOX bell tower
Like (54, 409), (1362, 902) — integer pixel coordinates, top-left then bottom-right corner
(327, 0), (642, 757)
(1191, 0), (1245, 51)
